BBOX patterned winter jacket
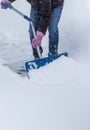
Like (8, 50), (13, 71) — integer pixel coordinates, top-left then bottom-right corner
(9, 0), (64, 34)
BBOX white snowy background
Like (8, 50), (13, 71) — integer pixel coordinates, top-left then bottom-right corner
(0, 0), (90, 130)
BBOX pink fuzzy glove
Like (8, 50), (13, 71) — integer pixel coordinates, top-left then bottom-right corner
(1, 0), (11, 9)
(32, 31), (44, 48)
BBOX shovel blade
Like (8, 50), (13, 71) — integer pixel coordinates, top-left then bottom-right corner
(25, 52), (68, 73)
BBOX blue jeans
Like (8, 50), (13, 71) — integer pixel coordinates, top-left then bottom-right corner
(29, 5), (63, 57)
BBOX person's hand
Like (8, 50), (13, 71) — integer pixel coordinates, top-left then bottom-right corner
(32, 31), (44, 48)
(1, 0), (11, 9)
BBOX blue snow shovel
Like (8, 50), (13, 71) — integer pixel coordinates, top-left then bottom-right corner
(1, 3), (68, 78)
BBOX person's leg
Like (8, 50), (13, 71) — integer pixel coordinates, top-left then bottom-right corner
(48, 5), (63, 56)
(29, 7), (43, 59)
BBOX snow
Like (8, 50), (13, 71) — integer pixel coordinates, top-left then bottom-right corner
(0, 0), (90, 130)
(0, 56), (90, 130)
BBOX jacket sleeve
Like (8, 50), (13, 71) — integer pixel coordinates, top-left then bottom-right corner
(38, 0), (52, 34)
(9, 0), (16, 2)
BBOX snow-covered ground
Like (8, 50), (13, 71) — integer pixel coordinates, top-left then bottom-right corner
(0, 0), (90, 130)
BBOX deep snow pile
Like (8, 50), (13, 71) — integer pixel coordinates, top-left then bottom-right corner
(29, 56), (89, 86)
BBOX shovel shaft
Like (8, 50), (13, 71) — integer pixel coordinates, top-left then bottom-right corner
(30, 22), (42, 58)
(11, 5), (42, 58)
(12, 6), (42, 58)
(11, 6), (33, 22)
